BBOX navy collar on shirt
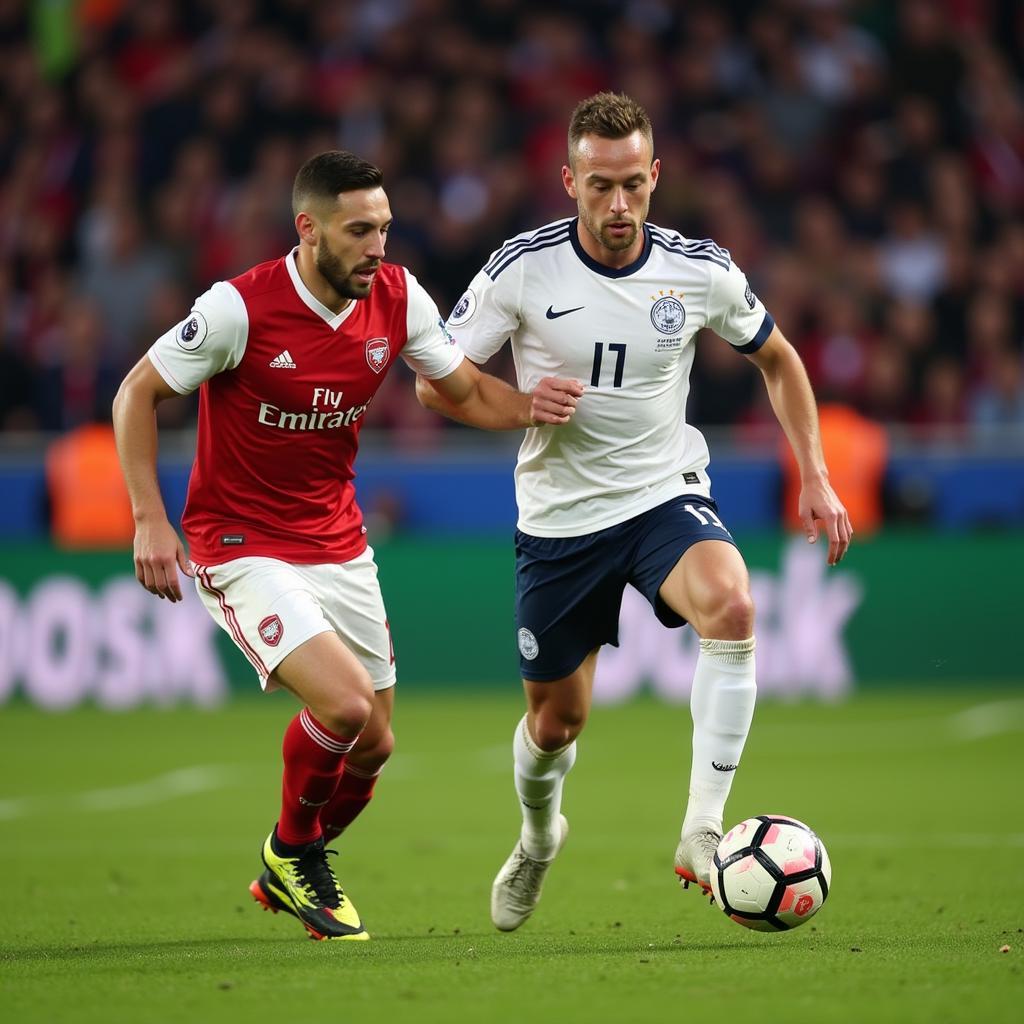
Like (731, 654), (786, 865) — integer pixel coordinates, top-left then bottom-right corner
(568, 217), (653, 279)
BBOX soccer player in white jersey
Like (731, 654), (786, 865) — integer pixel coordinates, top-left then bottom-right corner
(112, 151), (581, 941)
(416, 93), (852, 931)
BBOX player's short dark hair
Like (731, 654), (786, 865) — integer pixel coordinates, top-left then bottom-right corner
(292, 151), (384, 218)
(567, 93), (654, 165)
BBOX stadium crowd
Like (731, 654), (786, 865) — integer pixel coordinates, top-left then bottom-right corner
(1, 0), (1023, 442)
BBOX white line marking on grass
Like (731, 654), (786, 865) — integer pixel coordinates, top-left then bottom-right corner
(374, 747), (509, 776)
(0, 798), (30, 821)
(74, 765), (239, 811)
(948, 699), (1024, 741)
(373, 754), (415, 778)
(0, 764), (241, 821)
(478, 744), (514, 770)
(750, 699), (1024, 752)
(826, 833), (1024, 849)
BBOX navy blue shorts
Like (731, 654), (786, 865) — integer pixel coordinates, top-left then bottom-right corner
(514, 496), (736, 681)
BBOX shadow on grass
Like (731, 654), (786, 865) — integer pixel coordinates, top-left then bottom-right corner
(1, 930), (781, 968)
(0, 936), (297, 965)
(371, 932), (773, 956)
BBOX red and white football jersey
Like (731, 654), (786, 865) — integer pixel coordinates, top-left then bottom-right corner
(148, 249), (463, 565)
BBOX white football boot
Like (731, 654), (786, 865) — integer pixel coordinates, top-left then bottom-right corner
(674, 828), (722, 896)
(490, 815), (569, 931)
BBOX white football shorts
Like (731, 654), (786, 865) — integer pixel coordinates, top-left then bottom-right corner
(192, 548), (396, 692)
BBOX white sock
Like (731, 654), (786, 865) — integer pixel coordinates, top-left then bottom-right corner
(682, 636), (757, 838)
(513, 715), (576, 860)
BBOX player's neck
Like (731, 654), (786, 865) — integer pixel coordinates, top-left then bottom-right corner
(294, 246), (353, 316)
(574, 220), (645, 270)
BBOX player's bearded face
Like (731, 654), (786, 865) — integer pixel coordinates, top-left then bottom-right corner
(568, 132), (659, 258)
(582, 205), (643, 252)
(316, 233), (379, 300)
(577, 176), (651, 254)
(311, 188), (391, 301)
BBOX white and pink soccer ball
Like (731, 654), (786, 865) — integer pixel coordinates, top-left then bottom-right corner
(710, 815), (832, 932)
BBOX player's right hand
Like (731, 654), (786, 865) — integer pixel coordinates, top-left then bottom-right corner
(530, 377), (585, 425)
(133, 518), (195, 602)
(799, 477), (853, 566)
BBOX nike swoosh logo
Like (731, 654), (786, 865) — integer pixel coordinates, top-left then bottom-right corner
(545, 305), (584, 319)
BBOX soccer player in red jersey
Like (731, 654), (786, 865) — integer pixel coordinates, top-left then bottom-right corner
(112, 151), (584, 941)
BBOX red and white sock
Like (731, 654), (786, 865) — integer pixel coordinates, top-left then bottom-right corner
(278, 708), (358, 847)
(320, 763), (382, 844)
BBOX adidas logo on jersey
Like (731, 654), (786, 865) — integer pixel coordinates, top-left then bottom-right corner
(269, 350), (296, 369)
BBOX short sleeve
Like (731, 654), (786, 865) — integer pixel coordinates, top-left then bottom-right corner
(705, 260), (775, 354)
(400, 270), (465, 379)
(443, 259), (521, 365)
(147, 281), (248, 394)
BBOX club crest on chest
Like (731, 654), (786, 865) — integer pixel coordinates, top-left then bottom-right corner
(365, 336), (390, 373)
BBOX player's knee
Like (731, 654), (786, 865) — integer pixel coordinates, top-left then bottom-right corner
(703, 588), (755, 640)
(313, 677), (375, 737)
(356, 727), (395, 773)
(533, 706), (586, 751)
(318, 700), (373, 738)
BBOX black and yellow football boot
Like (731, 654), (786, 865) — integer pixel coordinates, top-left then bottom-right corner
(260, 830), (368, 941)
(249, 868), (298, 918)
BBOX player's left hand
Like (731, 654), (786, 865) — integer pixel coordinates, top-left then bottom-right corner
(799, 477), (853, 566)
(529, 377), (584, 425)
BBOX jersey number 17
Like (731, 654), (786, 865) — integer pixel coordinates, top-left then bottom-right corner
(590, 342), (627, 388)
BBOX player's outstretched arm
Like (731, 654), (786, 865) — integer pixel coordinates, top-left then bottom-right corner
(745, 327), (853, 565)
(112, 357), (195, 601)
(415, 359), (583, 430)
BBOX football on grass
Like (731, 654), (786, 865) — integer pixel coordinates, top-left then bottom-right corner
(710, 815), (831, 932)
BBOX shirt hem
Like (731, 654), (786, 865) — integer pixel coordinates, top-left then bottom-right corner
(147, 349), (191, 394)
(186, 535), (369, 568)
(515, 477), (713, 538)
(418, 348), (465, 380)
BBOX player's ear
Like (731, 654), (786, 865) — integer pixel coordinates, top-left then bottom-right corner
(649, 157), (660, 192)
(295, 210), (319, 246)
(562, 164), (577, 199)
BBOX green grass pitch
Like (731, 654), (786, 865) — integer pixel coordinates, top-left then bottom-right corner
(1, 689), (1022, 1023)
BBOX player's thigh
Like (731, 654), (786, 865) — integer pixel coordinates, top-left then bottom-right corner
(523, 648), (599, 749)
(193, 556), (337, 690)
(270, 629), (375, 726)
(305, 548), (397, 693)
(515, 529), (627, 683)
(658, 539), (754, 639)
(629, 495), (740, 630)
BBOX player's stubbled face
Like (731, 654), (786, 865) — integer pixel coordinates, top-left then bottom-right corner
(316, 187), (392, 301)
(567, 131), (659, 258)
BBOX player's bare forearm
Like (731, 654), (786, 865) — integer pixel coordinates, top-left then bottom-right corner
(416, 360), (583, 430)
(747, 329), (853, 564)
(416, 372), (458, 415)
(753, 334), (827, 483)
(113, 375), (166, 523)
(112, 357), (194, 599)
(415, 370), (523, 429)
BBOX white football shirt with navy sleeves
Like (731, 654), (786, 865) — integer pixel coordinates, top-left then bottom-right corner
(446, 218), (775, 538)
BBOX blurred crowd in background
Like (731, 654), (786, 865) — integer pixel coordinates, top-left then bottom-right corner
(1, 0), (1024, 444)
